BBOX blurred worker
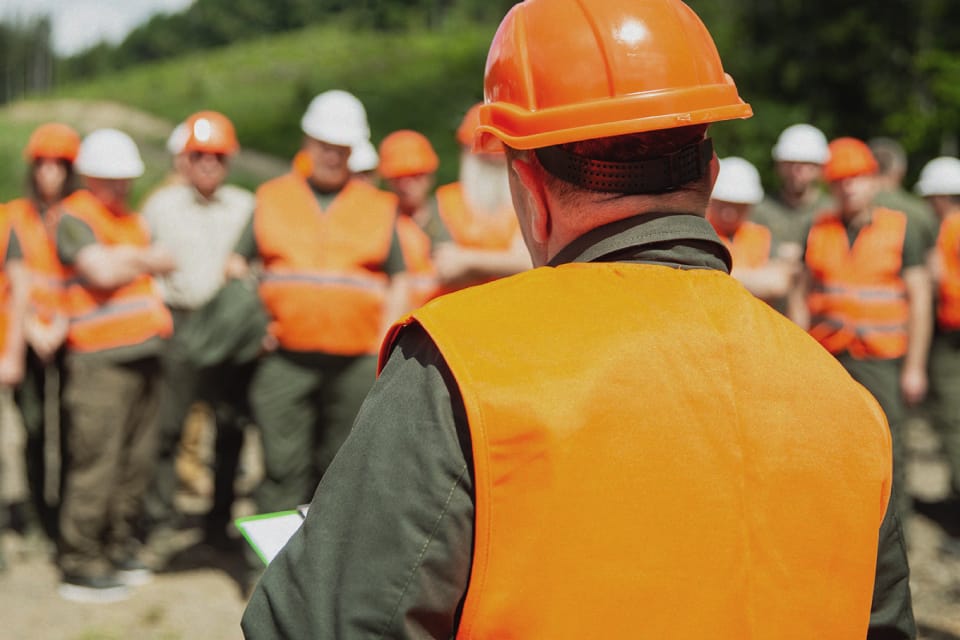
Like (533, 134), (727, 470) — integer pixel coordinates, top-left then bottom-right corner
(293, 137), (380, 186)
(2, 123), (79, 545)
(707, 156), (793, 303)
(230, 90), (407, 545)
(870, 136), (938, 250)
(378, 129), (448, 308)
(752, 123), (833, 264)
(431, 103), (531, 291)
(55, 128), (175, 602)
(789, 137), (932, 520)
(244, 2), (914, 637)
(916, 156), (960, 508)
(349, 138), (380, 185)
(141, 111), (266, 561)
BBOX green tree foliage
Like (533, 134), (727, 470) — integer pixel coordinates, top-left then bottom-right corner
(686, 0), (960, 183)
(58, 0), (520, 80)
(0, 15), (55, 104)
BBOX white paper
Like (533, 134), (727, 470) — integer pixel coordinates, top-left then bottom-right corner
(236, 512), (305, 565)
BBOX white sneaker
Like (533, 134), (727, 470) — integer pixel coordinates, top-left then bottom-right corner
(58, 573), (131, 604)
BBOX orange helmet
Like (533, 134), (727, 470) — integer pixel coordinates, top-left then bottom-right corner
(475, 0), (752, 153)
(823, 137), (878, 183)
(378, 130), (439, 179)
(292, 149), (312, 177)
(458, 103), (504, 154)
(457, 103), (483, 148)
(24, 123), (81, 162)
(183, 110), (239, 155)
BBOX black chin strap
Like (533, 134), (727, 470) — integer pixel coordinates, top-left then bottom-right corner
(535, 138), (714, 194)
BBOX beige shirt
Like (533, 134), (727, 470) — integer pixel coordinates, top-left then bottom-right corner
(143, 183), (254, 309)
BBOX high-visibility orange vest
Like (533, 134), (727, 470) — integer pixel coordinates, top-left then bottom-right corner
(713, 220), (771, 269)
(805, 207), (909, 359)
(394, 213), (439, 310)
(382, 263), (891, 639)
(935, 212), (960, 331)
(435, 182), (517, 251)
(6, 198), (66, 327)
(59, 190), (172, 353)
(255, 173), (398, 354)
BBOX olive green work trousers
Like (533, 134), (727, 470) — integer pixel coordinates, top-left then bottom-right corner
(928, 333), (960, 497)
(836, 353), (909, 517)
(58, 355), (161, 577)
(250, 350), (378, 514)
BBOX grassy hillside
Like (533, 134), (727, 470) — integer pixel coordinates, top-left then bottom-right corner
(0, 20), (496, 204)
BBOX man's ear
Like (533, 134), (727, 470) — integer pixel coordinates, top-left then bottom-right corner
(512, 156), (551, 244)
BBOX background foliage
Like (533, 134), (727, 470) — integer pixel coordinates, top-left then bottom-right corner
(1, 0), (959, 199)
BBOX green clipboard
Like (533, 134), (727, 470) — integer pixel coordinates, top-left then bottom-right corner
(235, 509), (306, 565)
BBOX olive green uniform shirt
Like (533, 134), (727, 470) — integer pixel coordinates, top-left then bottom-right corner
(752, 189), (834, 250)
(242, 213), (915, 640)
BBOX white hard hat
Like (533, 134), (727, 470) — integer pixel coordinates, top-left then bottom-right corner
(75, 128), (145, 179)
(916, 156), (960, 197)
(712, 156), (764, 205)
(300, 90), (370, 148)
(349, 138), (379, 173)
(771, 123), (830, 164)
(166, 122), (189, 156)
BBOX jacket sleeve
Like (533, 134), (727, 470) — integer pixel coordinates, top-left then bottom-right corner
(241, 323), (474, 639)
(867, 499), (916, 639)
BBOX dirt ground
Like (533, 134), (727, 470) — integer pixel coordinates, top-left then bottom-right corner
(2, 397), (960, 639)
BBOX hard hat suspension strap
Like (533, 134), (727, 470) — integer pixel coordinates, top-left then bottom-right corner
(534, 138), (714, 194)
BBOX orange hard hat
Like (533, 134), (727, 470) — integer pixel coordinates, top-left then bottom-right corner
(378, 130), (439, 179)
(292, 149), (312, 177)
(183, 110), (239, 155)
(823, 137), (878, 183)
(475, 0), (752, 152)
(458, 103), (505, 154)
(24, 123), (81, 162)
(457, 104), (483, 148)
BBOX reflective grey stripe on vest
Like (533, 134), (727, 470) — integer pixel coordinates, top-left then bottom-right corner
(261, 271), (387, 292)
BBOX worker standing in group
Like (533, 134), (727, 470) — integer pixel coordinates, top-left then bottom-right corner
(230, 90), (408, 546)
(870, 137), (939, 250)
(707, 156), (793, 304)
(431, 103), (531, 292)
(54, 129), (175, 602)
(141, 111), (266, 563)
(378, 129), (450, 308)
(244, 1), (913, 637)
(2, 123), (79, 546)
(752, 123), (833, 265)
(789, 137), (933, 520)
(916, 156), (960, 510)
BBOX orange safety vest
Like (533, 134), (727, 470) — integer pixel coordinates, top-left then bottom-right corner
(382, 263), (890, 639)
(714, 220), (771, 269)
(805, 207), (909, 359)
(435, 182), (518, 251)
(255, 173), (398, 354)
(394, 213), (440, 310)
(59, 190), (172, 353)
(6, 198), (67, 327)
(935, 211), (960, 331)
